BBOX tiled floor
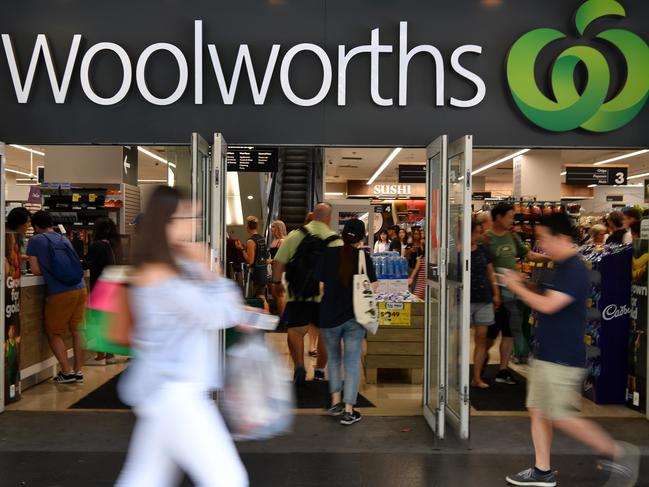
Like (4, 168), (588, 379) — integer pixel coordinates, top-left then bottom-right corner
(7, 331), (644, 420)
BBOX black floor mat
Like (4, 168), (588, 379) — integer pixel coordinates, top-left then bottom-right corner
(70, 373), (375, 410)
(469, 365), (527, 412)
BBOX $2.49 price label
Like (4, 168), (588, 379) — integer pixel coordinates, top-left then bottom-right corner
(378, 302), (411, 326)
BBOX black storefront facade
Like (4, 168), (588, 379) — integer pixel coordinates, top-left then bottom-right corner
(1, 0), (648, 434)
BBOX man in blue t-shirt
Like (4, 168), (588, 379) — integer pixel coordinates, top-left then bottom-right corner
(27, 211), (87, 385)
(501, 213), (638, 487)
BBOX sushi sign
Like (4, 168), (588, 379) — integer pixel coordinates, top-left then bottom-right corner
(373, 184), (412, 197)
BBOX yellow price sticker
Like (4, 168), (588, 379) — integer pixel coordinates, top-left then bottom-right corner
(378, 302), (411, 326)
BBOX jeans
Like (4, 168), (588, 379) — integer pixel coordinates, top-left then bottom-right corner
(320, 319), (366, 406)
(116, 382), (248, 487)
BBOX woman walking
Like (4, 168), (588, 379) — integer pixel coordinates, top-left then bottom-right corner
(115, 186), (249, 487)
(316, 219), (377, 426)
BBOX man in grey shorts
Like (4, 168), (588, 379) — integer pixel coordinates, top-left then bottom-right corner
(502, 213), (638, 487)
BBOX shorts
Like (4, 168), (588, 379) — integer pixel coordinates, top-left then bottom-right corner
(285, 301), (320, 328)
(470, 302), (495, 326)
(526, 359), (586, 419)
(487, 300), (519, 340)
(45, 288), (88, 335)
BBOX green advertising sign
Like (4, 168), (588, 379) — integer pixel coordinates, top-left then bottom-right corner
(506, 0), (649, 133)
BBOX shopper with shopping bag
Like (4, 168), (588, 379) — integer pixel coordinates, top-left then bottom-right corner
(114, 186), (259, 487)
(315, 218), (377, 426)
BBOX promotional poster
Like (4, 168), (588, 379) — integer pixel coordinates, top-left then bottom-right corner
(4, 230), (21, 404)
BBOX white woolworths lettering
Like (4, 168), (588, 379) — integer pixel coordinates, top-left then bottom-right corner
(80, 43), (132, 105)
(280, 43), (332, 107)
(136, 43), (188, 106)
(0, 21), (486, 108)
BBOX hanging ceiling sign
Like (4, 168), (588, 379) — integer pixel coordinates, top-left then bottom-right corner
(398, 164), (426, 183)
(226, 147), (278, 172)
(565, 166), (627, 186)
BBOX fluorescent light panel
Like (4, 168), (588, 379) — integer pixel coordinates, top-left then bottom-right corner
(325, 192), (344, 196)
(628, 172), (649, 180)
(560, 171), (567, 176)
(593, 149), (649, 166)
(367, 148), (402, 185)
(5, 167), (35, 177)
(9, 144), (44, 156)
(138, 147), (177, 168)
(472, 149), (530, 176)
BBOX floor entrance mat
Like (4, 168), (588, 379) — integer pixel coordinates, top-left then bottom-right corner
(469, 365), (527, 412)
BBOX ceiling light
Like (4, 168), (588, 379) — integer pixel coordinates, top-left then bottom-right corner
(9, 144), (45, 156)
(593, 149), (649, 166)
(325, 192), (344, 196)
(628, 171), (649, 180)
(472, 149), (530, 176)
(5, 167), (35, 177)
(138, 146), (177, 168)
(560, 171), (567, 176)
(247, 195), (254, 200)
(367, 148), (402, 185)
(137, 179), (168, 183)
(588, 184), (597, 188)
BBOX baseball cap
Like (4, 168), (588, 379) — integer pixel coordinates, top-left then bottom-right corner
(342, 219), (366, 241)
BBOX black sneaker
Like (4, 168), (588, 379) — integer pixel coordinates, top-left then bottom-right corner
(293, 366), (306, 386)
(74, 371), (84, 384)
(327, 402), (345, 417)
(496, 369), (517, 385)
(313, 369), (326, 381)
(599, 442), (640, 487)
(53, 372), (77, 384)
(340, 410), (362, 426)
(506, 467), (557, 486)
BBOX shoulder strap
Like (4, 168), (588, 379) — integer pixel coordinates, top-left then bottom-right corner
(357, 249), (367, 275)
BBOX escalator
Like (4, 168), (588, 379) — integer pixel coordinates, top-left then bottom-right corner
(277, 148), (317, 232)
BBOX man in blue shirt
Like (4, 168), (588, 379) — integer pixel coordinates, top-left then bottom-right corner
(501, 213), (639, 487)
(27, 211), (87, 384)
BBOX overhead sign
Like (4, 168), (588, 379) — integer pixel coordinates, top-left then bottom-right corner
(0, 0), (648, 146)
(373, 184), (412, 197)
(226, 147), (278, 172)
(398, 164), (426, 183)
(606, 195), (623, 202)
(565, 166), (627, 186)
(472, 191), (491, 200)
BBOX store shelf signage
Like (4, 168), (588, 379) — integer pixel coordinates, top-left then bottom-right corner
(4, 233), (21, 405)
(398, 164), (426, 183)
(565, 166), (627, 186)
(226, 147), (278, 172)
(378, 302), (411, 326)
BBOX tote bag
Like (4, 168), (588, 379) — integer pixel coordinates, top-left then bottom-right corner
(353, 251), (379, 335)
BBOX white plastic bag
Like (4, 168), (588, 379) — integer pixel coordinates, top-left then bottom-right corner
(353, 251), (379, 334)
(222, 333), (294, 441)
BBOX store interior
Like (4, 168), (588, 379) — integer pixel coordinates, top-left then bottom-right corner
(2, 144), (648, 420)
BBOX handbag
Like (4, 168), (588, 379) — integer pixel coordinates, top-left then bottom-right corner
(353, 250), (379, 335)
(83, 265), (133, 356)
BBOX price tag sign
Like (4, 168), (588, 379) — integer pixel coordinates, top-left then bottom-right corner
(72, 193), (81, 202)
(378, 302), (411, 326)
(89, 194), (97, 203)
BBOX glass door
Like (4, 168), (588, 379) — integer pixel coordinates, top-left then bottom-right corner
(444, 136), (473, 440)
(423, 135), (448, 438)
(0, 142), (5, 413)
(191, 133), (211, 245)
(211, 133), (227, 274)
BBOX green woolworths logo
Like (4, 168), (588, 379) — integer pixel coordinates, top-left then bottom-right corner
(506, 0), (649, 132)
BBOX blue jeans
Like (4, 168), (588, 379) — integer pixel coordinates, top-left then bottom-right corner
(320, 319), (366, 406)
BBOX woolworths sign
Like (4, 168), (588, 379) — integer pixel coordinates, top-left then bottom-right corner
(0, 0), (647, 146)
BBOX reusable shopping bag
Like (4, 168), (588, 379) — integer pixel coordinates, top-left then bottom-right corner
(353, 251), (379, 334)
(83, 266), (133, 356)
(222, 333), (294, 441)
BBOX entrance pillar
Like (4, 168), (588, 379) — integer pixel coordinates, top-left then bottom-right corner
(513, 150), (563, 201)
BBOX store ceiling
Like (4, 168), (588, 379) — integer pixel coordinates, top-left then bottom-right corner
(324, 147), (649, 184)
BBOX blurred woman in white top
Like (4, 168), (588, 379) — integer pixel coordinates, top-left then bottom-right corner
(373, 229), (390, 253)
(116, 186), (248, 487)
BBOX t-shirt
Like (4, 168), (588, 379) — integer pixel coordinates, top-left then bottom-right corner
(83, 240), (116, 290)
(535, 254), (590, 367)
(315, 247), (377, 328)
(607, 229), (627, 244)
(274, 220), (342, 303)
(27, 232), (85, 296)
(484, 231), (528, 300)
(471, 245), (492, 304)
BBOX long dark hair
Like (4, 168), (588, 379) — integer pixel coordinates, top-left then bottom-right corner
(94, 217), (121, 263)
(131, 186), (183, 269)
(337, 234), (359, 287)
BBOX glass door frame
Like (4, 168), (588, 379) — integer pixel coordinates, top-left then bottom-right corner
(0, 142), (5, 413)
(443, 136), (473, 440)
(423, 135), (448, 439)
(211, 133), (227, 274)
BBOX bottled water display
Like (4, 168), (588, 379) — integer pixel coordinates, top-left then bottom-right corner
(372, 252), (408, 280)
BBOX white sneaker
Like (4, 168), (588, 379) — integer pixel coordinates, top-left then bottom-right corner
(85, 358), (106, 366)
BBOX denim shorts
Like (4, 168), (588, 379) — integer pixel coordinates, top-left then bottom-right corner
(470, 302), (495, 326)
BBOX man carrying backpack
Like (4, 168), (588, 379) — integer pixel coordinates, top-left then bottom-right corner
(238, 216), (270, 312)
(271, 203), (342, 385)
(27, 211), (87, 384)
